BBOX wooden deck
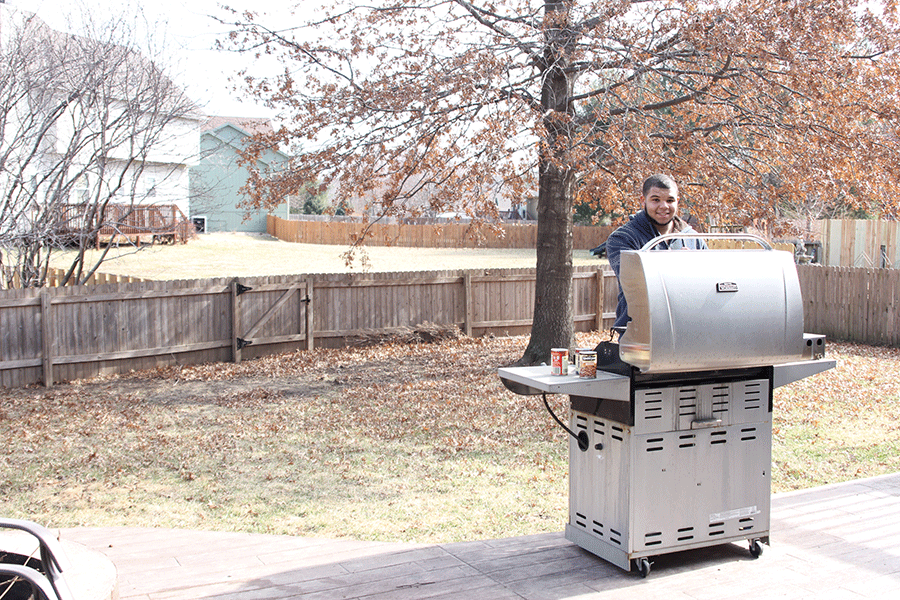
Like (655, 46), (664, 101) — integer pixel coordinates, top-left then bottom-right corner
(62, 473), (900, 600)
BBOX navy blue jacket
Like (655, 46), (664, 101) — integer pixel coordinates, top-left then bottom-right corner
(606, 210), (705, 328)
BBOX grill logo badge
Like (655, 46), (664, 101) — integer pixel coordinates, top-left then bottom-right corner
(716, 281), (739, 293)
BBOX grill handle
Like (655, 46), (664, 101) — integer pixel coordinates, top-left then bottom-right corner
(639, 232), (773, 252)
(691, 417), (723, 429)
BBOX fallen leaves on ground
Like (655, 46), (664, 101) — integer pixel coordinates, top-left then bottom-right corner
(772, 343), (900, 490)
(0, 335), (896, 540)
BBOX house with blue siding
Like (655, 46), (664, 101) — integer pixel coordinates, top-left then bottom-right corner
(190, 117), (289, 233)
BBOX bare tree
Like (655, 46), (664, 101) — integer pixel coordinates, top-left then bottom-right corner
(223, 1), (900, 363)
(0, 7), (200, 288)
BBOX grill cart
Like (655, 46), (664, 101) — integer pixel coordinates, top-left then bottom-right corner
(499, 234), (835, 577)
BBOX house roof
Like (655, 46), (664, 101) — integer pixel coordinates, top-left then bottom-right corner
(202, 116), (275, 137)
(1, 4), (204, 119)
(201, 117), (289, 166)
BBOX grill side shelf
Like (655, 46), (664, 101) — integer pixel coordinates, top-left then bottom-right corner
(497, 366), (631, 401)
(773, 359), (836, 388)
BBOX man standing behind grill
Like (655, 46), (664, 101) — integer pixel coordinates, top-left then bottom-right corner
(606, 174), (706, 329)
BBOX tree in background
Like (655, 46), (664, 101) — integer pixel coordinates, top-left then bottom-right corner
(0, 7), (198, 288)
(224, 1), (900, 364)
(292, 181), (330, 215)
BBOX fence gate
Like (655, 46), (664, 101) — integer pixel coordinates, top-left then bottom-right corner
(231, 279), (314, 363)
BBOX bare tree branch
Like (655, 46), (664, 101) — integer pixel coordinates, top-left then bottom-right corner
(0, 7), (200, 288)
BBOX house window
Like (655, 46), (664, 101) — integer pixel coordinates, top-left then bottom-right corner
(73, 176), (89, 203)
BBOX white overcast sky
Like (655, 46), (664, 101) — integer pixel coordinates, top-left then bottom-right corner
(18, 0), (305, 119)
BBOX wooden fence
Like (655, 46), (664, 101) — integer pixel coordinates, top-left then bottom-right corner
(798, 266), (900, 347)
(822, 219), (900, 268)
(1, 263), (897, 388)
(268, 215), (800, 252)
(0, 267), (151, 289)
(268, 215), (613, 250)
(0, 266), (619, 388)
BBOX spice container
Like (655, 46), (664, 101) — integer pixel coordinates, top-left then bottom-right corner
(579, 351), (597, 378)
(550, 348), (568, 376)
(574, 348), (591, 374)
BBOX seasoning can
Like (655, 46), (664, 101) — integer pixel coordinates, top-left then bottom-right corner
(550, 348), (569, 376)
(574, 348), (591, 374)
(579, 351), (597, 379)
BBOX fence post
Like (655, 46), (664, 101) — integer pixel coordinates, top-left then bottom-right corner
(231, 279), (242, 363)
(464, 273), (473, 336)
(305, 279), (314, 350)
(595, 267), (604, 331)
(40, 291), (53, 387)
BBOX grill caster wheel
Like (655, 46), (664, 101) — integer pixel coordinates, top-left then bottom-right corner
(634, 558), (651, 578)
(749, 539), (764, 558)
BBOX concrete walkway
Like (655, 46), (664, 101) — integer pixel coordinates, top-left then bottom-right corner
(62, 473), (900, 600)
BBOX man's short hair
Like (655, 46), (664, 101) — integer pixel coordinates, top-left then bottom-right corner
(642, 174), (678, 197)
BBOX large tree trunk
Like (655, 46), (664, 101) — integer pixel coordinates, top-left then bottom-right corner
(519, 162), (575, 365)
(518, 0), (577, 365)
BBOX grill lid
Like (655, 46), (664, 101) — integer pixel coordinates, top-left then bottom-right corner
(618, 234), (805, 373)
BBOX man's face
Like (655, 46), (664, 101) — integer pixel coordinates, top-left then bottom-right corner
(643, 185), (678, 228)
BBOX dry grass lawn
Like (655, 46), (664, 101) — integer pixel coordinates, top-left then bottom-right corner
(50, 232), (601, 280)
(6, 234), (896, 542)
(1, 334), (897, 543)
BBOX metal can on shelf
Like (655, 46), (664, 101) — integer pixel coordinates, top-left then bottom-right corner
(579, 351), (597, 378)
(574, 348), (591, 374)
(550, 348), (568, 376)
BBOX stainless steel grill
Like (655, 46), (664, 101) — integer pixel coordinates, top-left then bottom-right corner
(499, 234), (834, 577)
(618, 234), (806, 372)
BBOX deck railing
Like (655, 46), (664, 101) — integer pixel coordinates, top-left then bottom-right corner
(54, 203), (194, 248)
